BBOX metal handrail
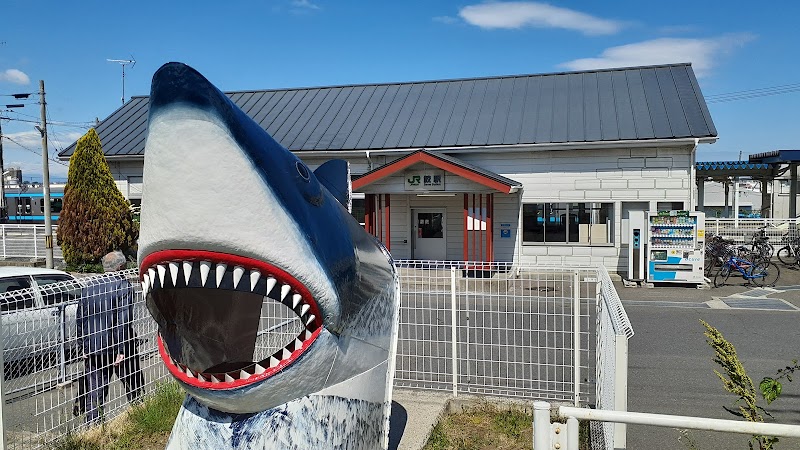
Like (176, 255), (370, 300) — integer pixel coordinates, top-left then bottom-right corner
(532, 401), (800, 450)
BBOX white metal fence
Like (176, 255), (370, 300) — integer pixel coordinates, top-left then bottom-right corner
(593, 266), (634, 450)
(534, 402), (800, 450)
(395, 261), (599, 404)
(0, 261), (632, 449)
(0, 225), (62, 261)
(705, 218), (800, 246)
(0, 269), (166, 449)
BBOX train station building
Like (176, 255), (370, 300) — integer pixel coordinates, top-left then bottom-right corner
(59, 63), (719, 273)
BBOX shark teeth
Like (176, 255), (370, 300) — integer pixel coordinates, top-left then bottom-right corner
(162, 327), (319, 386)
(150, 258), (323, 386)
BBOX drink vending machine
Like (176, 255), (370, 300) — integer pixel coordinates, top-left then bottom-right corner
(647, 210), (705, 284)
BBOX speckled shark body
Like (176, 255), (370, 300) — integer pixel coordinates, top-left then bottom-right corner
(137, 62), (400, 449)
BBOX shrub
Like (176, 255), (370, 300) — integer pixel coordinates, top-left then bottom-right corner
(57, 129), (138, 271)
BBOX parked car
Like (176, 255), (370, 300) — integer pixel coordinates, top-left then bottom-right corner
(0, 267), (81, 367)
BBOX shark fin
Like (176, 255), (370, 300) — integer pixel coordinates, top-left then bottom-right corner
(314, 160), (352, 212)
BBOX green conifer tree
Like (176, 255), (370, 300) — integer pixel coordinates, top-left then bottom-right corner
(57, 128), (138, 271)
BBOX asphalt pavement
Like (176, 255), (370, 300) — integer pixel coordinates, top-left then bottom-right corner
(390, 264), (800, 450)
(617, 263), (800, 449)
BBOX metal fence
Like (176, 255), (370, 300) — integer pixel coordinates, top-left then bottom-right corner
(394, 260), (622, 407)
(592, 266), (634, 450)
(0, 269), (167, 449)
(0, 261), (632, 449)
(705, 218), (800, 245)
(0, 225), (62, 261)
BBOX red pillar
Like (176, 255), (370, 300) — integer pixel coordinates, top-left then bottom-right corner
(463, 194), (468, 262)
(377, 194), (383, 242)
(479, 194), (484, 262)
(471, 194), (476, 262)
(487, 194), (493, 263)
(385, 194), (391, 252)
(364, 194), (373, 235)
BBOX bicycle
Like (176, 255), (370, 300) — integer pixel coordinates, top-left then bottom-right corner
(714, 254), (780, 288)
(776, 232), (800, 267)
(748, 225), (774, 260)
(704, 235), (736, 277)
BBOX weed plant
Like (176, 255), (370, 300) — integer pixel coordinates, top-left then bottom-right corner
(52, 381), (184, 450)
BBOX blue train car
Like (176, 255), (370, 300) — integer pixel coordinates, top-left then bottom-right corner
(3, 187), (64, 223)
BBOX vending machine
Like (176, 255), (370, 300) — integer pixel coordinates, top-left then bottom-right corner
(647, 210), (705, 284)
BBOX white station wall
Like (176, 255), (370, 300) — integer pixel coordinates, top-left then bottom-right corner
(114, 144), (695, 274)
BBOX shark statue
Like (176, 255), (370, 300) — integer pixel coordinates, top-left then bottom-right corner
(137, 62), (400, 449)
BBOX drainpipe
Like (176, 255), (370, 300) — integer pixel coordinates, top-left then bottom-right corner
(689, 138), (699, 211)
(365, 150), (373, 171)
(516, 188), (524, 265)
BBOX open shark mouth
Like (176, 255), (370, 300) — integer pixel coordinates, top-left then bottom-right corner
(140, 250), (323, 390)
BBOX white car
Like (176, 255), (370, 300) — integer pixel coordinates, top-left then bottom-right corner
(0, 267), (81, 366)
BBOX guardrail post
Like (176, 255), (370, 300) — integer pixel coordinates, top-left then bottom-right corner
(573, 270), (581, 406)
(450, 266), (458, 397)
(533, 401), (551, 450)
(614, 334), (629, 449)
(1, 226), (5, 259)
(0, 299), (7, 450)
(566, 416), (579, 450)
(58, 304), (67, 384)
(33, 226), (38, 258)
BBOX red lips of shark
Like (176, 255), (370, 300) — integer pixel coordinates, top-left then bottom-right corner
(141, 249), (323, 389)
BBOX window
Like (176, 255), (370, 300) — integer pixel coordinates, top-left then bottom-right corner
(523, 202), (613, 245)
(0, 276), (34, 311)
(34, 274), (78, 305)
(417, 212), (444, 238)
(657, 202), (684, 212)
(39, 198), (63, 213)
(351, 198), (365, 226)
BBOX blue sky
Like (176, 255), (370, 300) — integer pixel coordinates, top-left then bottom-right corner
(1, 0), (798, 182)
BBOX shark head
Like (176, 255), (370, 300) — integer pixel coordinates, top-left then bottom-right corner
(138, 62), (398, 414)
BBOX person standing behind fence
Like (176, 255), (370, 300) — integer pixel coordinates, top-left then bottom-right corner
(76, 250), (144, 424)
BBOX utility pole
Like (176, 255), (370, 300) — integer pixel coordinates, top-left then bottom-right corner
(38, 80), (54, 268)
(0, 117), (5, 221)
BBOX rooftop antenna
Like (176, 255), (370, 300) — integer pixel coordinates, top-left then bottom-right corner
(107, 57), (136, 105)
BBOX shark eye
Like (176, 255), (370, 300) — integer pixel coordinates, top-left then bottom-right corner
(296, 162), (310, 181)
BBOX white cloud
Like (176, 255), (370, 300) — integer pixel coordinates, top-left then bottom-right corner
(290, 0), (320, 10)
(2, 131), (41, 150)
(459, 2), (623, 35)
(1, 130), (70, 180)
(559, 34), (755, 77)
(433, 16), (459, 25)
(0, 69), (30, 85)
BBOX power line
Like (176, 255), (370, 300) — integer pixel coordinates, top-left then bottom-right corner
(706, 82), (800, 104)
(1, 135), (68, 166)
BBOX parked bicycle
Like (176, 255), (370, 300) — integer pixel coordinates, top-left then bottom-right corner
(714, 253), (780, 288)
(704, 234), (735, 277)
(748, 225), (774, 260)
(776, 231), (800, 267)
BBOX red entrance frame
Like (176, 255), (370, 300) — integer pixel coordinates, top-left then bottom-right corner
(355, 150), (517, 262)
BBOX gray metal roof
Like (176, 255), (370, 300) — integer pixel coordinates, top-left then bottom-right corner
(59, 63), (717, 159)
(749, 150), (800, 164)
